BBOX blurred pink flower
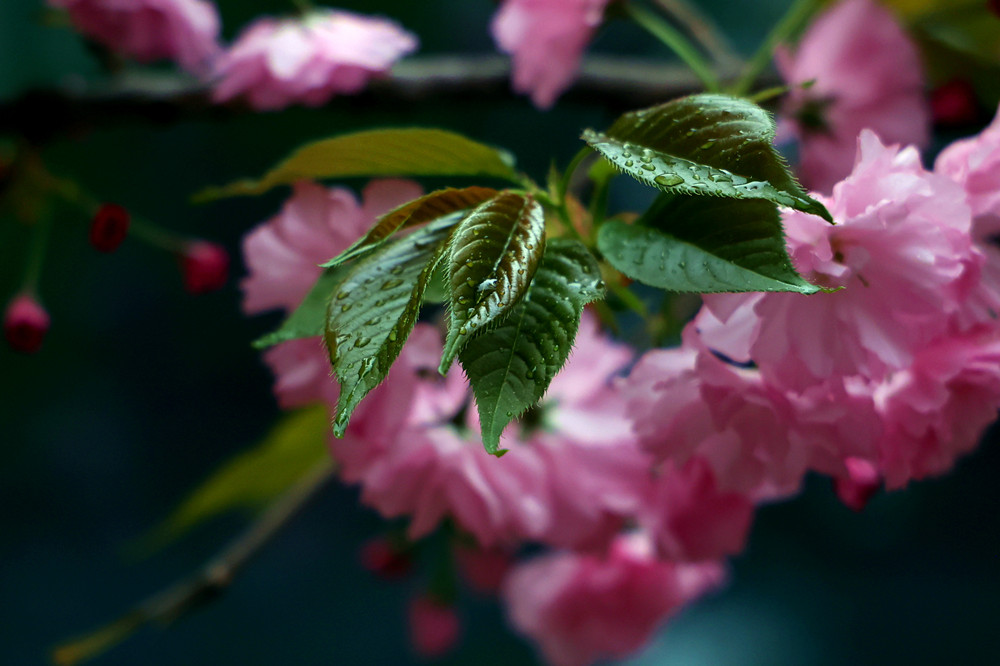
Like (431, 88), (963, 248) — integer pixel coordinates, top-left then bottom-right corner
(776, 0), (929, 192)
(3, 293), (50, 354)
(875, 330), (1000, 489)
(49, 0), (221, 74)
(332, 312), (650, 550)
(242, 179), (422, 316)
(502, 532), (725, 666)
(702, 131), (976, 389)
(491, 0), (610, 109)
(212, 10), (418, 111)
(640, 457), (754, 562)
(936, 105), (1000, 227)
(408, 596), (461, 659)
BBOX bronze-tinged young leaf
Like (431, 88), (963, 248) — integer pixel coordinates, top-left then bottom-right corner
(327, 215), (457, 436)
(597, 194), (821, 294)
(322, 186), (500, 269)
(459, 239), (604, 454)
(582, 93), (832, 221)
(438, 192), (547, 373)
(140, 406), (331, 549)
(196, 128), (520, 201)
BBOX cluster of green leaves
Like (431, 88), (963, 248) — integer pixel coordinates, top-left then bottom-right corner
(209, 94), (829, 454)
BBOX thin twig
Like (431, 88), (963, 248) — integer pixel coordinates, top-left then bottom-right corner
(51, 461), (336, 666)
(651, 0), (743, 69)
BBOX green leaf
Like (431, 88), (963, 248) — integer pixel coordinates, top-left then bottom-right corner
(597, 195), (821, 294)
(322, 186), (500, 269)
(460, 239), (604, 454)
(582, 93), (832, 221)
(327, 215), (457, 436)
(253, 266), (350, 349)
(439, 192), (547, 373)
(196, 129), (520, 201)
(141, 406), (332, 548)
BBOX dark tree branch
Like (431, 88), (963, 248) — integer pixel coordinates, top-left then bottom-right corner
(0, 55), (773, 141)
(51, 461), (336, 666)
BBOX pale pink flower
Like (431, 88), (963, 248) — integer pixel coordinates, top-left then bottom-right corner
(701, 131), (976, 389)
(332, 313), (650, 550)
(936, 105), (1000, 229)
(776, 0), (929, 192)
(491, 0), (611, 109)
(502, 532), (726, 666)
(212, 10), (418, 111)
(49, 0), (221, 74)
(875, 330), (1000, 489)
(242, 179), (422, 316)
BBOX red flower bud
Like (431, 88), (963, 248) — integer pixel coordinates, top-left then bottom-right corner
(833, 458), (881, 512)
(179, 241), (229, 294)
(89, 203), (131, 253)
(930, 79), (981, 127)
(408, 596), (461, 659)
(359, 538), (413, 580)
(3, 293), (50, 354)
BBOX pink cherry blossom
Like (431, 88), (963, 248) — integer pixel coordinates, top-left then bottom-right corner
(332, 312), (650, 550)
(502, 532), (726, 666)
(700, 131), (976, 389)
(212, 10), (418, 111)
(49, 0), (221, 74)
(776, 0), (929, 192)
(875, 330), (1000, 489)
(936, 105), (1000, 227)
(491, 0), (611, 109)
(640, 457), (754, 562)
(242, 179), (423, 316)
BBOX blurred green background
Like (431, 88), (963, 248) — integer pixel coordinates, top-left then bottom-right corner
(2, 1), (999, 664)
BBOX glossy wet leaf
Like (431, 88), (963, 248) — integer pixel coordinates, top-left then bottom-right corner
(322, 186), (499, 269)
(439, 192), (547, 373)
(582, 93), (831, 221)
(598, 195), (821, 294)
(196, 129), (520, 201)
(460, 239), (604, 454)
(253, 266), (350, 349)
(327, 216), (457, 436)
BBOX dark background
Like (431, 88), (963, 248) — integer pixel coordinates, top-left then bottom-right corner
(2, 1), (999, 664)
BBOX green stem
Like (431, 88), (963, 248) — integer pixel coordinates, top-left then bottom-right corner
(625, 2), (720, 92)
(557, 146), (593, 205)
(731, 0), (818, 96)
(650, 0), (742, 69)
(22, 215), (52, 294)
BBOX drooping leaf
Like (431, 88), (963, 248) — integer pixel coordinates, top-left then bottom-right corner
(597, 194), (821, 294)
(582, 93), (832, 221)
(196, 129), (520, 201)
(253, 265), (351, 349)
(140, 406), (331, 548)
(438, 192), (547, 373)
(322, 186), (500, 269)
(460, 239), (604, 454)
(327, 216), (457, 436)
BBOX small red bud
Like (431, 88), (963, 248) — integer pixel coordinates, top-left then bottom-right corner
(930, 79), (981, 127)
(89, 203), (131, 253)
(408, 596), (461, 659)
(179, 241), (229, 294)
(359, 538), (413, 579)
(3, 293), (50, 354)
(834, 458), (881, 512)
(454, 545), (511, 594)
